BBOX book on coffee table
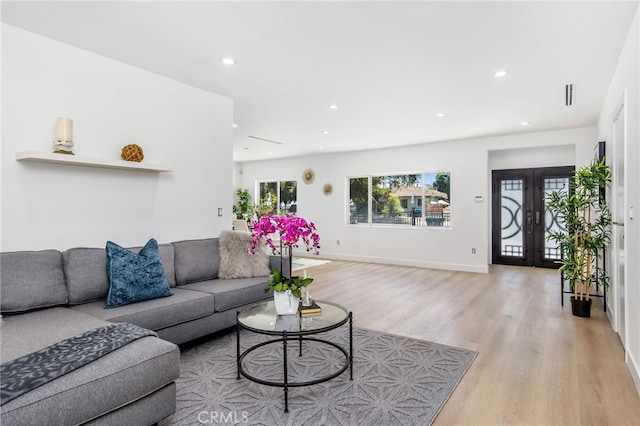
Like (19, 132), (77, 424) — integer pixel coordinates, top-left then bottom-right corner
(299, 300), (322, 316)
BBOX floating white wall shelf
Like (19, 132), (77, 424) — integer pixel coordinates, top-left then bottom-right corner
(15, 151), (172, 172)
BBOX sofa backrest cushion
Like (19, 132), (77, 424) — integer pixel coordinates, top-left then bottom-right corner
(63, 247), (109, 305)
(172, 238), (220, 285)
(0, 250), (68, 313)
(64, 243), (176, 305)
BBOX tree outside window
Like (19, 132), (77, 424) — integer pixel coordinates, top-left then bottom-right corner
(279, 181), (297, 214)
(348, 177), (368, 225)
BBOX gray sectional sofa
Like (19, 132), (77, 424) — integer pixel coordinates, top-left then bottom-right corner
(0, 235), (276, 426)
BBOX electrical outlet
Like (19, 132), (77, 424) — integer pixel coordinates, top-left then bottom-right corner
(472, 248), (476, 254)
(218, 208), (223, 217)
(336, 240), (340, 246)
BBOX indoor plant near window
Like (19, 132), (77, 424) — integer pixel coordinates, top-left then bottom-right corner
(233, 188), (254, 221)
(249, 213), (320, 315)
(546, 158), (612, 318)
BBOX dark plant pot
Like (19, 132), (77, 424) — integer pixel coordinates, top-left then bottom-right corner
(570, 296), (592, 318)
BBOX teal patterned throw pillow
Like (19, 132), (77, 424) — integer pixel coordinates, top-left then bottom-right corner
(104, 238), (173, 309)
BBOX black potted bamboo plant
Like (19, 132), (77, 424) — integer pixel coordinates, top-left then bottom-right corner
(546, 158), (612, 317)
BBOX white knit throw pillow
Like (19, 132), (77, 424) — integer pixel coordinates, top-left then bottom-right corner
(218, 230), (270, 279)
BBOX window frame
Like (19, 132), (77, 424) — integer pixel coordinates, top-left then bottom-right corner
(347, 171), (451, 228)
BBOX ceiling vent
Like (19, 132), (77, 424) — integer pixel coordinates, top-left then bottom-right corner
(565, 84), (574, 106)
(248, 136), (284, 145)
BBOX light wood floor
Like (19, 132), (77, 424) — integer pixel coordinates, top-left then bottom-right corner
(303, 260), (640, 425)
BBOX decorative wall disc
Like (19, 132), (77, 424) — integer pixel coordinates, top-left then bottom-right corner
(323, 183), (333, 196)
(303, 168), (315, 184)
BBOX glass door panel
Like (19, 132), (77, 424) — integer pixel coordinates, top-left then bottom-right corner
(543, 177), (569, 261)
(500, 179), (525, 259)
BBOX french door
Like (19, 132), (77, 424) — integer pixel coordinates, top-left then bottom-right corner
(492, 166), (574, 268)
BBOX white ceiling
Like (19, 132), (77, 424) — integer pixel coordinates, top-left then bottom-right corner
(2, 1), (637, 162)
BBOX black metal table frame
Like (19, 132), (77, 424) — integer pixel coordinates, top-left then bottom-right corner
(236, 310), (353, 413)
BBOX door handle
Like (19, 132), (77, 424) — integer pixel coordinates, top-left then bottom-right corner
(613, 221), (624, 226)
(535, 211), (540, 225)
(527, 212), (532, 226)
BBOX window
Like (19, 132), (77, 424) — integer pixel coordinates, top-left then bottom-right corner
(258, 180), (297, 215)
(279, 180), (297, 214)
(423, 172), (451, 227)
(348, 177), (368, 224)
(348, 171), (451, 227)
(372, 174), (421, 226)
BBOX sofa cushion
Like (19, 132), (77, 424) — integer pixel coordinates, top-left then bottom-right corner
(172, 238), (220, 285)
(105, 239), (173, 309)
(63, 247), (109, 305)
(0, 308), (179, 426)
(64, 244), (176, 306)
(219, 230), (271, 279)
(70, 288), (215, 331)
(0, 250), (68, 314)
(179, 277), (271, 312)
(1, 308), (108, 363)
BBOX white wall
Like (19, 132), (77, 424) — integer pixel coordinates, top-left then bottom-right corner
(237, 127), (595, 273)
(1, 25), (234, 251)
(597, 10), (640, 393)
(488, 144), (575, 171)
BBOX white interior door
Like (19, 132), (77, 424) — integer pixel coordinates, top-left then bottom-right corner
(613, 104), (626, 345)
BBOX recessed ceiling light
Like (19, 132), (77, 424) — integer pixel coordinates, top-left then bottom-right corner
(222, 58), (235, 65)
(494, 70), (508, 78)
(329, 104), (339, 110)
(232, 123), (238, 128)
(520, 121), (530, 126)
(435, 113), (445, 118)
(318, 146), (324, 150)
(322, 130), (330, 135)
(268, 152), (273, 155)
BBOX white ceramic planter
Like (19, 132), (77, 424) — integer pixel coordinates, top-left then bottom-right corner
(273, 290), (300, 315)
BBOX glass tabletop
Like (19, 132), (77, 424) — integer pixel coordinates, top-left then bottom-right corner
(237, 300), (349, 335)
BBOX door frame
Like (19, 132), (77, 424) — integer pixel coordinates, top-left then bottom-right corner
(491, 166), (574, 268)
(610, 94), (627, 350)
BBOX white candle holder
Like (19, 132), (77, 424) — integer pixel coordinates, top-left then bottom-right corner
(53, 140), (74, 155)
(53, 118), (74, 154)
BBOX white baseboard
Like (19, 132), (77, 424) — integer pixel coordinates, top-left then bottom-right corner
(628, 349), (640, 397)
(606, 303), (617, 331)
(317, 253), (489, 274)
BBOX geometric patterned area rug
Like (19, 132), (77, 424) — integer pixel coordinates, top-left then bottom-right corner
(160, 327), (477, 426)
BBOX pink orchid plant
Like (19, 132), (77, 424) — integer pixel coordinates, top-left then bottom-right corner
(249, 213), (320, 296)
(249, 213), (320, 256)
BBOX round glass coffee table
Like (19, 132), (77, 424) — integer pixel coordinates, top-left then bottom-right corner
(236, 300), (353, 412)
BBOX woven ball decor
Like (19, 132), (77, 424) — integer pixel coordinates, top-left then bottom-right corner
(121, 144), (144, 162)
